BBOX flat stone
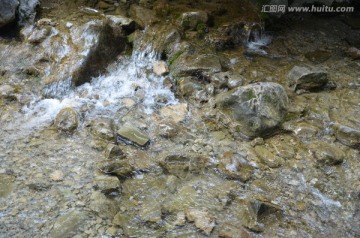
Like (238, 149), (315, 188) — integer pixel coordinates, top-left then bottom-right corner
(117, 126), (150, 147)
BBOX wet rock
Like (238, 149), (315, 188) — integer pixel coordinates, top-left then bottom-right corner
(54, 108), (79, 133)
(50, 210), (87, 238)
(139, 202), (162, 223)
(254, 145), (284, 168)
(94, 175), (121, 193)
(156, 119), (179, 139)
(89, 191), (120, 219)
(88, 119), (115, 141)
(309, 141), (345, 165)
(219, 223), (253, 238)
(18, 0), (39, 26)
(26, 26), (52, 44)
(178, 11), (208, 31)
(100, 159), (135, 178)
(104, 144), (125, 160)
(170, 52), (222, 78)
(287, 65), (328, 91)
(117, 125), (150, 147)
(346, 47), (360, 60)
(160, 154), (209, 179)
(185, 209), (215, 235)
(159, 103), (188, 123)
(332, 123), (360, 148)
(49, 170), (64, 181)
(304, 49), (331, 64)
(177, 77), (204, 98)
(166, 175), (180, 194)
(0, 174), (14, 197)
(216, 82), (288, 139)
(105, 15), (137, 34)
(218, 152), (254, 182)
(153, 60), (169, 76)
(28, 182), (52, 191)
(129, 4), (158, 28)
(0, 0), (18, 28)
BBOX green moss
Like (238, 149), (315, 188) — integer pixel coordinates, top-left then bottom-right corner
(244, 89), (256, 100)
(168, 50), (185, 66)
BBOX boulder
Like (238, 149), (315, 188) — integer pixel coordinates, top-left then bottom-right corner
(216, 82), (288, 139)
(53, 108), (79, 133)
(18, 0), (39, 26)
(178, 11), (208, 31)
(0, 0), (18, 28)
(287, 65), (328, 91)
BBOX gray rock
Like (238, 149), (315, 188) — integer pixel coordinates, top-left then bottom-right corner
(332, 124), (360, 148)
(216, 82), (288, 139)
(117, 126), (150, 147)
(0, 0), (18, 28)
(54, 108), (79, 133)
(287, 65), (328, 91)
(50, 210), (87, 238)
(178, 11), (208, 31)
(18, 0), (39, 26)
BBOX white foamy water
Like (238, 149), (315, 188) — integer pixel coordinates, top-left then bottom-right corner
(245, 24), (272, 55)
(17, 49), (177, 132)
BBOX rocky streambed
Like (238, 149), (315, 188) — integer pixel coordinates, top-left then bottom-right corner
(0, 0), (359, 237)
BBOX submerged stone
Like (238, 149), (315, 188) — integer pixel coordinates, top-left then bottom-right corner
(117, 126), (150, 147)
(159, 103), (188, 123)
(50, 210), (87, 238)
(309, 141), (345, 165)
(186, 209), (215, 235)
(89, 191), (120, 219)
(254, 145), (284, 168)
(94, 175), (121, 194)
(332, 124), (360, 148)
(0, 174), (14, 197)
(54, 108), (79, 133)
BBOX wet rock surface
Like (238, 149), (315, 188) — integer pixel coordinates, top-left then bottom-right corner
(0, 1), (359, 238)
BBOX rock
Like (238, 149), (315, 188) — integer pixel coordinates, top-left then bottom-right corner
(89, 191), (119, 219)
(50, 210), (87, 238)
(218, 152), (254, 182)
(153, 61), (169, 76)
(346, 47), (360, 60)
(18, 0), (39, 26)
(309, 142), (345, 165)
(332, 123), (360, 148)
(216, 82), (288, 139)
(88, 119), (115, 141)
(170, 52), (222, 78)
(254, 145), (284, 168)
(156, 119), (179, 138)
(27, 26), (52, 44)
(0, 0), (18, 28)
(100, 159), (135, 178)
(105, 15), (137, 34)
(0, 174), (14, 197)
(117, 126), (150, 147)
(94, 175), (121, 193)
(160, 154), (209, 179)
(185, 209), (215, 235)
(159, 103), (188, 123)
(129, 4), (158, 28)
(287, 65), (328, 91)
(138, 202), (162, 223)
(0, 85), (15, 99)
(49, 170), (64, 181)
(174, 211), (186, 226)
(104, 144), (125, 160)
(177, 77), (204, 98)
(54, 108), (79, 133)
(178, 11), (208, 31)
(219, 223), (253, 238)
(304, 49), (331, 64)
(211, 71), (245, 89)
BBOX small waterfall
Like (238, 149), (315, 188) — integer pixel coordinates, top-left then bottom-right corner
(17, 31), (178, 132)
(244, 23), (272, 55)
